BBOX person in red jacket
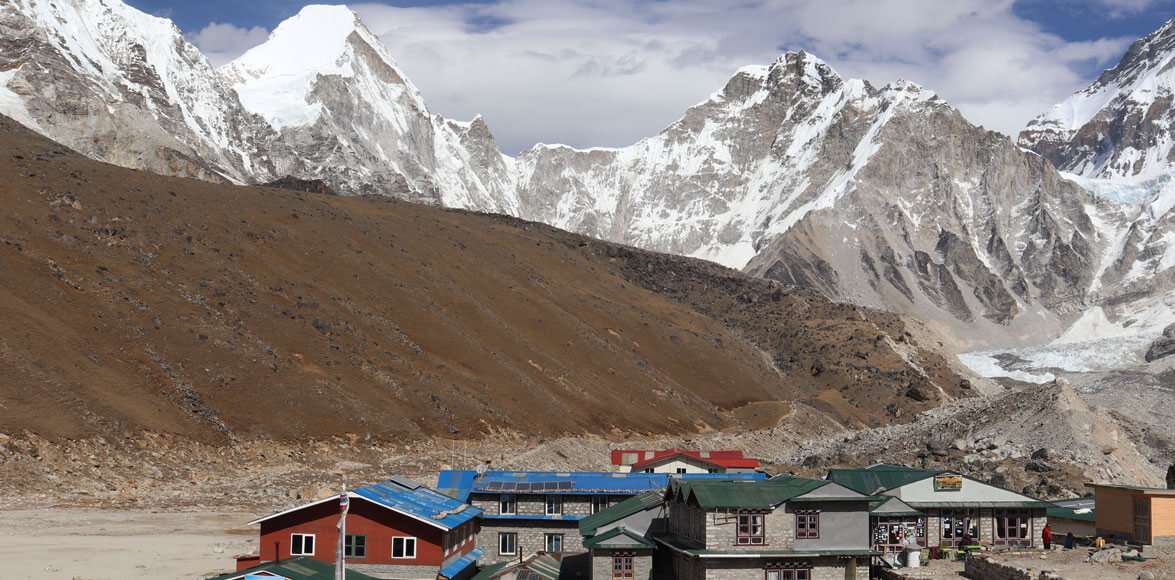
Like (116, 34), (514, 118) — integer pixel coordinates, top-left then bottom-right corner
(1042, 524), (1053, 549)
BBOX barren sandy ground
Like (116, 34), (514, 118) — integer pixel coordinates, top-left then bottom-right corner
(0, 508), (258, 579)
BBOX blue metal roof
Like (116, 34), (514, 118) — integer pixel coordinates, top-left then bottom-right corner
(437, 470), (478, 502)
(352, 478), (481, 530)
(438, 470), (766, 500)
(439, 548), (483, 579)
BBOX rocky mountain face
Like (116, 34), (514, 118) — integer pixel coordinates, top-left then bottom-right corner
(219, 5), (517, 209)
(0, 0), (1163, 353)
(517, 54), (1104, 346)
(1020, 18), (1175, 181)
(1013, 17), (1175, 369)
(0, 1), (516, 211)
(0, 0), (275, 182)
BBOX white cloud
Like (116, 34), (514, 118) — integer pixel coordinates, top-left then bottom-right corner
(345, 0), (1136, 153)
(187, 22), (270, 67)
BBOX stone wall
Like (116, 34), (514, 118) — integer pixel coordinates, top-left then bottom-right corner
(964, 555), (1063, 580)
(703, 556), (869, 580)
(475, 520), (583, 563)
(705, 508), (794, 551)
(471, 493), (594, 517)
(590, 553), (653, 580)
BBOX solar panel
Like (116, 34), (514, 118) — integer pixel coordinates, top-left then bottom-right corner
(516, 483), (531, 492)
(558, 481), (573, 490)
(502, 482), (517, 491)
(486, 481), (502, 490)
(544, 482), (557, 491)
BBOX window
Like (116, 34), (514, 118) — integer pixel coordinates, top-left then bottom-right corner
(499, 532), (518, 556)
(612, 554), (634, 578)
(500, 494), (517, 515)
(344, 534), (366, 558)
(592, 496), (611, 514)
(941, 509), (980, 544)
(545, 533), (564, 553)
(796, 510), (820, 539)
(290, 533), (315, 556)
(994, 510), (1032, 545)
(643, 468), (654, 473)
(546, 495), (563, 515)
(737, 511), (766, 545)
(676, 467), (688, 474)
(392, 536), (417, 559)
(766, 568), (810, 580)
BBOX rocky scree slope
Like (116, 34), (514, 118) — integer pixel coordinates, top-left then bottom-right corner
(0, 0), (1116, 350)
(0, 115), (969, 444)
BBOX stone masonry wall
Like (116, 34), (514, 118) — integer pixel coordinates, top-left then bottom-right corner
(471, 493), (593, 517)
(703, 556), (869, 580)
(705, 508), (794, 551)
(964, 555), (1063, 580)
(476, 521), (583, 563)
(591, 553), (653, 580)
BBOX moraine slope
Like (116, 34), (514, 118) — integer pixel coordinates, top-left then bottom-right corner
(0, 114), (970, 442)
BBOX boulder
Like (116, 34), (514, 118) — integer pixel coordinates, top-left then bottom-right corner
(1145, 333), (1175, 362)
(1089, 548), (1122, 564)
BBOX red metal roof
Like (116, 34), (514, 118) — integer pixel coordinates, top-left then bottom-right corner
(610, 448), (760, 470)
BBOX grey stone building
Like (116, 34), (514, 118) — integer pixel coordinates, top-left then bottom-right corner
(436, 469), (766, 567)
(657, 476), (875, 580)
(826, 464), (1051, 560)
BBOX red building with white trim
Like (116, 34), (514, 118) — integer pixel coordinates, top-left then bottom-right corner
(610, 449), (761, 474)
(236, 476), (483, 580)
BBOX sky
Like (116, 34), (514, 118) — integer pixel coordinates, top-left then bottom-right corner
(128, 0), (1175, 153)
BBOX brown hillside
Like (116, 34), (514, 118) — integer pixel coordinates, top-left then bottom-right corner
(0, 116), (968, 443)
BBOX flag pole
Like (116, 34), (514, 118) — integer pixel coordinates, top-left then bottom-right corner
(336, 492), (349, 580)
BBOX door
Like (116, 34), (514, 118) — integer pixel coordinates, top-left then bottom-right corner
(1134, 496), (1152, 544)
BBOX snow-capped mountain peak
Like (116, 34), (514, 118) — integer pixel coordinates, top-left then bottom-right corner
(222, 4), (425, 130)
(1020, 17), (1175, 181)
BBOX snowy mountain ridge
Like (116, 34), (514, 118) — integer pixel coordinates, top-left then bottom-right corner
(1, 0), (1171, 356)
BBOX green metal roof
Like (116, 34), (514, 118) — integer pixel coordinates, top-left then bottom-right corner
(472, 561), (511, 580)
(472, 554), (564, 580)
(905, 501), (1051, 508)
(584, 527), (657, 550)
(1047, 506), (1095, 522)
(579, 490), (664, 537)
(207, 557), (380, 580)
(671, 476), (828, 509)
(825, 466), (942, 495)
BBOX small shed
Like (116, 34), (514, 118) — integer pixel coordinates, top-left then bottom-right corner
(1089, 483), (1175, 544)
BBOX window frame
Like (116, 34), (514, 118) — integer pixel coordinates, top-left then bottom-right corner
(994, 509), (1032, 545)
(612, 554), (635, 578)
(545, 533), (564, 553)
(796, 510), (820, 540)
(343, 534), (366, 559)
(499, 494), (517, 515)
(391, 536), (417, 560)
(592, 495), (610, 514)
(499, 531), (518, 556)
(290, 533), (315, 556)
(736, 510), (767, 545)
(545, 495), (563, 515)
(766, 567), (811, 580)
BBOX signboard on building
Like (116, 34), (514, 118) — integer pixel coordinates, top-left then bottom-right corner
(933, 474), (963, 492)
